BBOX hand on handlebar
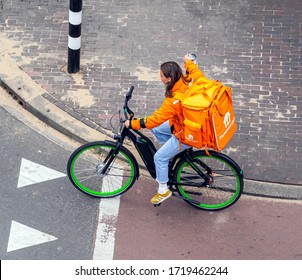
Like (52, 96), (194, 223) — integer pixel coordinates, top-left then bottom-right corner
(124, 120), (131, 128)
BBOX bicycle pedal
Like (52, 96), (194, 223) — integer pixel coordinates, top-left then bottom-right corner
(153, 203), (161, 207)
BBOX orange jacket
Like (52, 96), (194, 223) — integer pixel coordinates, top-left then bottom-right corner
(130, 60), (205, 141)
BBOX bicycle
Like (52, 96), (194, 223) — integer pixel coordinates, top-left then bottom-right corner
(67, 86), (244, 211)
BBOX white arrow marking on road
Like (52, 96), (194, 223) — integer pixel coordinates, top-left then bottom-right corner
(17, 158), (66, 188)
(7, 221), (57, 252)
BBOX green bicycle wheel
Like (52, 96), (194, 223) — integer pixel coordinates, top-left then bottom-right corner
(67, 141), (138, 198)
(173, 150), (244, 211)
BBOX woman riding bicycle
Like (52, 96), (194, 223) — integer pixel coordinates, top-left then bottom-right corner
(125, 54), (205, 205)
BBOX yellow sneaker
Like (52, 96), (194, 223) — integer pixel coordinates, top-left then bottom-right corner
(151, 190), (172, 205)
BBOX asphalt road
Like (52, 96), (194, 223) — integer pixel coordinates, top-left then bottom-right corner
(0, 104), (99, 259)
(114, 176), (302, 260)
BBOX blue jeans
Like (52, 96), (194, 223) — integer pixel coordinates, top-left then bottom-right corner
(151, 121), (190, 184)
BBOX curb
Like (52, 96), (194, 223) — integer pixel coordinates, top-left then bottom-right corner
(0, 77), (110, 145)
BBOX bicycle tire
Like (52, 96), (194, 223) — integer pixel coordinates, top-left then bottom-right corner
(67, 141), (138, 198)
(173, 150), (244, 211)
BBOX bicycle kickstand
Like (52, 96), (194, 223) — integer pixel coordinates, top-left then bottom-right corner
(172, 192), (200, 206)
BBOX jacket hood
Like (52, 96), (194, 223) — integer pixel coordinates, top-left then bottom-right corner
(172, 77), (189, 97)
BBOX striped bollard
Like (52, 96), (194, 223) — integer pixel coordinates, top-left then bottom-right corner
(68, 0), (82, 73)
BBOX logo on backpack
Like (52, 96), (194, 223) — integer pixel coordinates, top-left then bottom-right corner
(223, 111), (231, 128)
(186, 134), (194, 142)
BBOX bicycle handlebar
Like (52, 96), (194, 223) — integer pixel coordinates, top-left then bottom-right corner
(123, 86), (135, 120)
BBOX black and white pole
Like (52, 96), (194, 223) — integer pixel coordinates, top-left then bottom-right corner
(68, 0), (82, 73)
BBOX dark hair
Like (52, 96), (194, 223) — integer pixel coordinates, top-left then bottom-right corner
(160, 61), (191, 97)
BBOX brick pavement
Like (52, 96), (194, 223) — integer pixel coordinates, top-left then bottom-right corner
(0, 0), (301, 185)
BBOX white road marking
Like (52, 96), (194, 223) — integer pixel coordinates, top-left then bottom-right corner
(93, 197), (121, 260)
(7, 221), (57, 252)
(93, 165), (123, 260)
(17, 158), (66, 188)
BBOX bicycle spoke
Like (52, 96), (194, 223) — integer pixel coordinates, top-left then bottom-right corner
(174, 150), (243, 210)
(67, 141), (138, 197)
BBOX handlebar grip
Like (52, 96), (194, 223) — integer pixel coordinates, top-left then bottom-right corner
(126, 86), (134, 99)
(124, 86), (135, 120)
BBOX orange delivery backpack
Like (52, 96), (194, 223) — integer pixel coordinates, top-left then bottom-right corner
(180, 76), (237, 153)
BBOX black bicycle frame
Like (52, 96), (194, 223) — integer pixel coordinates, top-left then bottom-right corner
(109, 124), (212, 189)
(167, 148), (213, 188)
(113, 125), (158, 179)
(105, 86), (212, 188)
